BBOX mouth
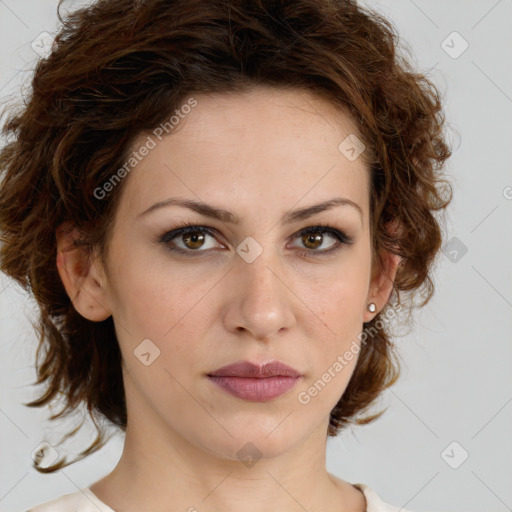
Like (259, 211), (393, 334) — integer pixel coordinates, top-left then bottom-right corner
(207, 375), (302, 402)
(207, 360), (303, 402)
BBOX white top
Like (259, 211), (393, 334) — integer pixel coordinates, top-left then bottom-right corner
(25, 484), (411, 512)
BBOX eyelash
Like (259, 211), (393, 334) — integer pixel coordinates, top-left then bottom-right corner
(158, 221), (354, 258)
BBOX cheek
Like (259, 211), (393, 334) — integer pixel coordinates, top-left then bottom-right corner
(297, 339), (361, 419)
(299, 256), (370, 328)
(297, 253), (370, 403)
(318, 272), (368, 357)
(107, 258), (220, 381)
(106, 242), (193, 333)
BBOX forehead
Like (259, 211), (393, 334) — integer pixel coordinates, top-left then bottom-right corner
(116, 86), (370, 224)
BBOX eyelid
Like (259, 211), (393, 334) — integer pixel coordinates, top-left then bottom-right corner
(157, 222), (354, 256)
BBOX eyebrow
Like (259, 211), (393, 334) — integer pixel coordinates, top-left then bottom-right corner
(138, 197), (363, 225)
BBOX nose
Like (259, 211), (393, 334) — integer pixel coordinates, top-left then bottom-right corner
(222, 245), (296, 341)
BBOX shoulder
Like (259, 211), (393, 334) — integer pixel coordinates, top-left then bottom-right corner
(25, 483), (409, 512)
(26, 487), (115, 512)
(354, 483), (414, 512)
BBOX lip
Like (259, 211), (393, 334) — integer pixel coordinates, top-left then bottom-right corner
(208, 360), (302, 378)
(207, 360), (303, 402)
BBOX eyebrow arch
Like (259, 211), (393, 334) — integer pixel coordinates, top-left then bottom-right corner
(138, 197), (363, 225)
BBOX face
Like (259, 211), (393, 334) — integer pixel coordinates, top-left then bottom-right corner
(63, 86), (386, 463)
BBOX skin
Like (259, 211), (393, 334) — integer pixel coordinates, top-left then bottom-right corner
(56, 86), (399, 512)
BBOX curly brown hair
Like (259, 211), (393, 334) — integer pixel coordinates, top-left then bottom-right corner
(0, 0), (452, 473)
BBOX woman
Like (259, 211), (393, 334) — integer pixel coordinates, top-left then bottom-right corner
(0, 0), (452, 510)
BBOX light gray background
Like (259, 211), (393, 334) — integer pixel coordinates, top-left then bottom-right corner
(1, 1), (511, 511)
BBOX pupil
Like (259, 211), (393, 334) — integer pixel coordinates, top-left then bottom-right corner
(185, 232), (203, 248)
(306, 233), (321, 248)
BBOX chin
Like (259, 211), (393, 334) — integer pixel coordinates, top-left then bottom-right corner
(191, 423), (305, 463)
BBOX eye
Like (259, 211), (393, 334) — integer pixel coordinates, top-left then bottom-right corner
(158, 222), (222, 254)
(290, 224), (354, 256)
(158, 222), (354, 256)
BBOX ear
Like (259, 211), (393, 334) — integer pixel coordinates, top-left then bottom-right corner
(363, 251), (401, 322)
(55, 222), (111, 321)
(363, 219), (402, 322)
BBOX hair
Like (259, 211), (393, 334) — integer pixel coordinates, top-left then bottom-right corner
(0, 0), (452, 472)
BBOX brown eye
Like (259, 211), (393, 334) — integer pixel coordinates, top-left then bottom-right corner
(159, 223), (354, 257)
(159, 225), (222, 255)
(301, 232), (324, 250)
(182, 231), (207, 250)
(291, 225), (354, 255)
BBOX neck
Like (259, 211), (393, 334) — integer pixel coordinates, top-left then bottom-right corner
(90, 421), (365, 512)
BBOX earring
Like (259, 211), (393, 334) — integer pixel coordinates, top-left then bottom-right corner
(367, 302), (376, 313)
